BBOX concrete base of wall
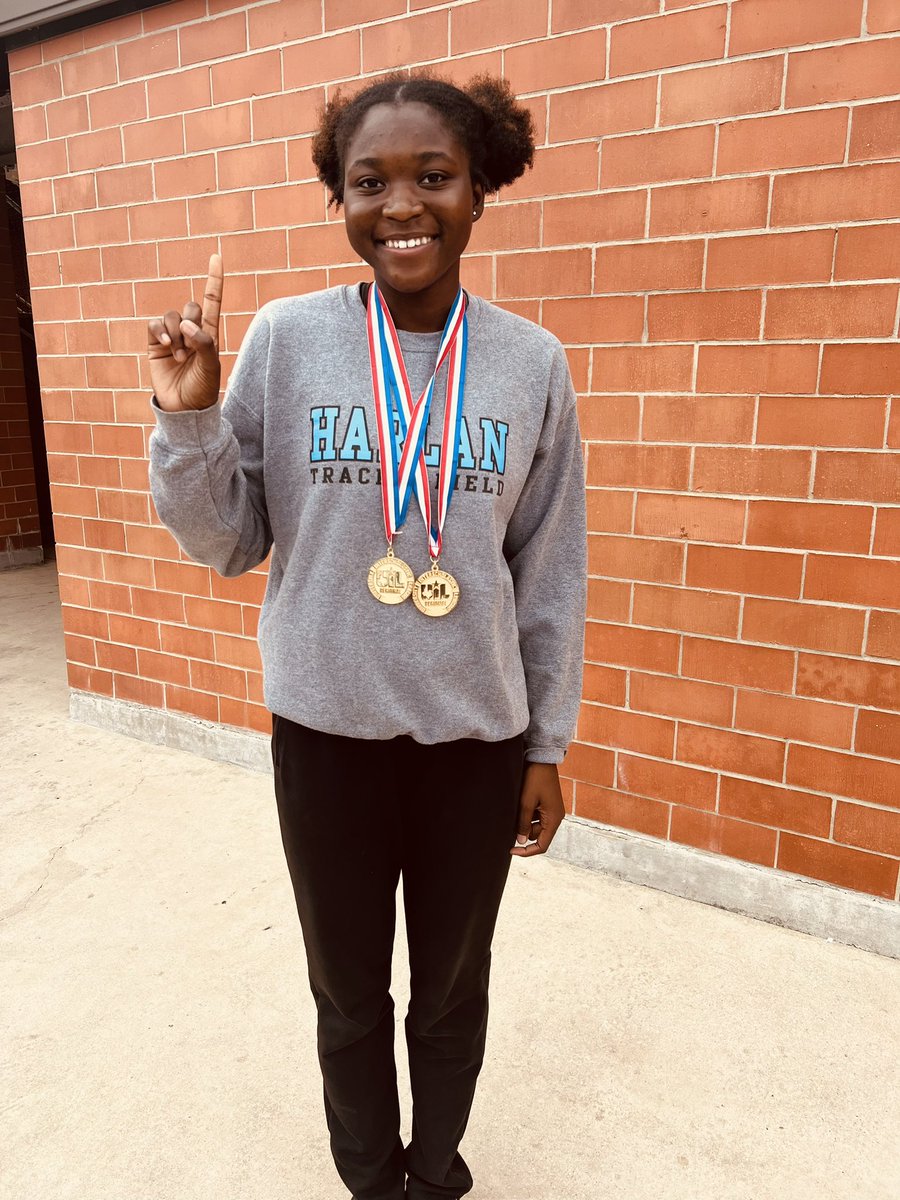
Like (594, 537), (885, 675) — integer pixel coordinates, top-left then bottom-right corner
(71, 690), (900, 961)
(70, 689), (272, 773)
(1, 546), (44, 570)
(551, 818), (899, 960)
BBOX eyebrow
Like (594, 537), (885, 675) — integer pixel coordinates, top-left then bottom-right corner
(348, 150), (456, 170)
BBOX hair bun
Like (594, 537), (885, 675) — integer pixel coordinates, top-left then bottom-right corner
(312, 70), (535, 207)
(464, 75), (535, 192)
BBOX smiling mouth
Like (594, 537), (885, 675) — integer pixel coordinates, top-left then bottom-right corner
(381, 235), (437, 250)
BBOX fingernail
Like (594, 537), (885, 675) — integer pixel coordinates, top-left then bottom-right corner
(181, 319), (198, 335)
(516, 835), (528, 845)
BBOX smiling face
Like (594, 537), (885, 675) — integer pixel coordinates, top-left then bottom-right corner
(342, 101), (484, 330)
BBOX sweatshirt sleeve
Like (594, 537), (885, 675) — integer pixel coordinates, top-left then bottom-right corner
(503, 343), (587, 764)
(148, 307), (273, 578)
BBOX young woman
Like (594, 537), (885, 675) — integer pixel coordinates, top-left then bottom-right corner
(147, 73), (587, 1200)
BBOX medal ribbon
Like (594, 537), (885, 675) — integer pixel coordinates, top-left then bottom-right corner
(366, 283), (468, 559)
(366, 286), (403, 545)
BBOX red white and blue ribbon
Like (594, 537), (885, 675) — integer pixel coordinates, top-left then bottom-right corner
(366, 282), (468, 560)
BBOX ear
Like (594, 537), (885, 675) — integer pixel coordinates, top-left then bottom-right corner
(471, 180), (485, 221)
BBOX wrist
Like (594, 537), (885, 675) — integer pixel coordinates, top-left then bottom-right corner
(152, 392), (218, 414)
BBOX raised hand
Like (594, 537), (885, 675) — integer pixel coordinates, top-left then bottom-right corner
(147, 253), (224, 412)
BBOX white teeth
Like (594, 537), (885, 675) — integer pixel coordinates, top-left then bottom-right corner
(384, 236), (434, 249)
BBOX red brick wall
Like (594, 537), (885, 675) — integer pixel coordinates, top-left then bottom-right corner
(0, 190), (41, 565)
(8, 0), (900, 900)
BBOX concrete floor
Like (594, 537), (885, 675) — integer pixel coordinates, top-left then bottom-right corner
(2, 561), (899, 1200)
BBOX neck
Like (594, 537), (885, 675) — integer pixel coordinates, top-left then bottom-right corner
(373, 268), (461, 333)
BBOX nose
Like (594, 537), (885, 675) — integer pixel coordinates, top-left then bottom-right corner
(381, 184), (424, 221)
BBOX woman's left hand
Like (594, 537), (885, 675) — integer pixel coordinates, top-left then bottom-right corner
(510, 762), (566, 857)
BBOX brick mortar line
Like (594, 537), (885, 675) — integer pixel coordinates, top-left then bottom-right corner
(566, 325), (887, 338)
(14, 40), (900, 124)
(710, 115), (724, 186)
(815, 340), (826, 394)
(580, 696), (892, 758)
(585, 544), (897, 561)
(617, 530), (894, 563)
(850, 700), (863, 761)
(584, 628), (899, 666)
(571, 745), (900, 823)
(842, 103), (855, 167)
(587, 601), (895, 632)
(723, 0), (734, 58)
(601, 756), (894, 831)
(515, 93), (900, 131)
(18, 17), (900, 77)
(589, 624), (887, 651)
(619, 667), (868, 710)
(16, 98), (900, 163)
(81, 638), (262, 667)
(74, 653), (261, 681)
(757, 283), (768, 342)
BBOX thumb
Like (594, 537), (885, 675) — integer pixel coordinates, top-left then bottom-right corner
(516, 803), (533, 845)
(180, 318), (219, 369)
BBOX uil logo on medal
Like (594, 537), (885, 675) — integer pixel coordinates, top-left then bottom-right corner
(412, 566), (460, 617)
(368, 548), (414, 604)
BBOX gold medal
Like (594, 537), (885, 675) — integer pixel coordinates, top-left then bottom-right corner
(412, 563), (460, 617)
(368, 545), (414, 604)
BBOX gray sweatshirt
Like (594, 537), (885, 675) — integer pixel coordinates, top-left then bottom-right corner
(149, 284), (586, 763)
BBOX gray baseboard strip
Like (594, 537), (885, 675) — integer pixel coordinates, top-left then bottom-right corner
(1, 547), (44, 570)
(550, 818), (899, 960)
(70, 689), (272, 773)
(70, 690), (900, 960)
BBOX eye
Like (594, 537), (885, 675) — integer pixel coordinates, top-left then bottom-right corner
(421, 171), (447, 185)
(356, 177), (383, 191)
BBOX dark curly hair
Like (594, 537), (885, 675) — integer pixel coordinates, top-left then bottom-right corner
(311, 71), (535, 208)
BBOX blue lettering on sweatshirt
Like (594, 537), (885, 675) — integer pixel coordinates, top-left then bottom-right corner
(309, 406), (339, 462)
(338, 406), (374, 462)
(314, 405), (508, 476)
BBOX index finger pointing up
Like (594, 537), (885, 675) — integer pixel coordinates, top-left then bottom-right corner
(201, 252), (224, 345)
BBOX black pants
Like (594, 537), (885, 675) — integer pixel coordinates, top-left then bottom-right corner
(271, 715), (525, 1200)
